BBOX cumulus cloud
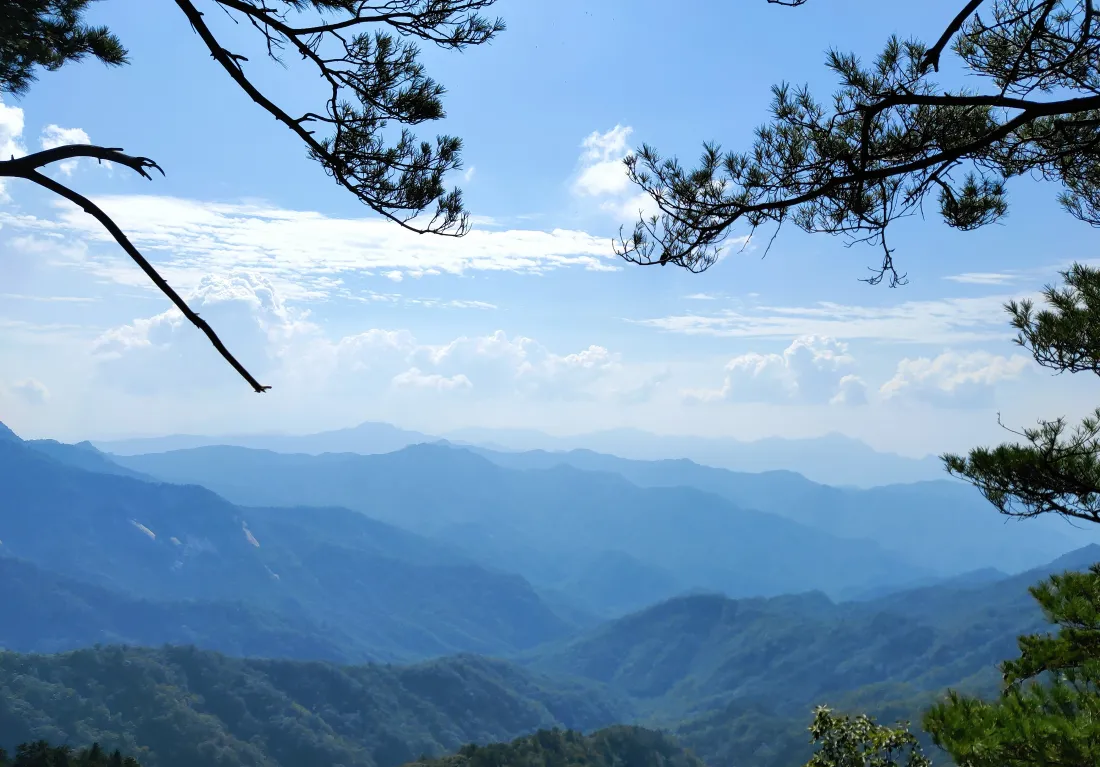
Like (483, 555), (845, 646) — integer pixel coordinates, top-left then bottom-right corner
(8, 378), (50, 405)
(90, 272), (635, 403)
(92, 271), (314, 394)
(574, 125), (634, 197)
(0, 96), (26, 200)
(572, 125), (659, 223)
(39, 124), (92, 175)
(879, 350), (1030, 407)
(0, 194), (620, 299)
(392, 367), (472, 392)
(685, 336), (866, 406)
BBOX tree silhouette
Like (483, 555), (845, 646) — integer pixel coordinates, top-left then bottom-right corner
(618, 0), (1100, 287)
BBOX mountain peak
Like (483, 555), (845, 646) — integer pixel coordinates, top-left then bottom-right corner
(0, 422), (21, 443)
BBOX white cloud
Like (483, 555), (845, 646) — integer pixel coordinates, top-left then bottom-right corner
(684, 335), (865, 405)
(8, 378), (50, 405)
(832, 374), (868, 406)
(39, 124), (92, 175)
(572, 125), (660, 223)
(89, 272), (635, 403)
(0, 96), (26, 201)
(392, 367), (472, 392)
(91, 271), (314, 394)
(633, 293), (1032, 344)
(943, 272), (1016, 285)
(574, 125), (634, 197)
(879, 350), (1030, 407)
(383, 270), (404, 283)
(685, 293), (719, 301)
(0, 194), (621, 301)
(463, 166), (476, 183)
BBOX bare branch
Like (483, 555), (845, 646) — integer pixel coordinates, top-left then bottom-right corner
(0, 145), (270, 393)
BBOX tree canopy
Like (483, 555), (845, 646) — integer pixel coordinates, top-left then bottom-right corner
(0, 0), (503, 391)
(922, 562), (1100, 766)
(0, 741), (141, 767)
(617, 0), (1100, 286)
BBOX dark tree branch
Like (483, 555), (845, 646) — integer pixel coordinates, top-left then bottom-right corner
(922, 0), (987, 72)
(175, 0), (502, 237)
(0, 145), (270, 393)
(618, 0), (1100, 280)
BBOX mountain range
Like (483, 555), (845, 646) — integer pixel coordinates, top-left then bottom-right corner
(7, 419), (1100, 767)
(0, 427), (572, 661)
(110, 440), (1093, 601)
(108, 442), (935, 613)
(93, 421), (944, 487)
(3, 542), (1098, 767)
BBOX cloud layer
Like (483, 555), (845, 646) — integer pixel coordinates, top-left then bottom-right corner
(635, 293), (1030, 344)
(89, 271), (646, 405)
(1, 194), (622, 302)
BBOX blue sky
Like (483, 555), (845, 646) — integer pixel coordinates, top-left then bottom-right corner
(1, 0), (1097, 455)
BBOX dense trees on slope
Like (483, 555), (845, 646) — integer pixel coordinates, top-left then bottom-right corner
(922, 563), (1100, 766)
(0, 1), (502, 389)
(407, 727), (705, 767)
(0, 742), (141, 767)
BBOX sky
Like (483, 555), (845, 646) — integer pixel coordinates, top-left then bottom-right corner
(1, 0), (1098, 457)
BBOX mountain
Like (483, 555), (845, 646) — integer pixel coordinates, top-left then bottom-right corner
(0, 646), (628, 767)
(522, 545), (1100, 721)
(445, 427), (945, 487)
(406, 726), (705, 767)
(110, 443), (930, 612)
(0, 427), (572, 661)
(5, 545), (1097, 767)
(23, 438), (154, 480)
(94, 421), (435, 456)
(0, 555), (350, 661)
(96, 420), (945, 487)
(466, 445), (1093, 576)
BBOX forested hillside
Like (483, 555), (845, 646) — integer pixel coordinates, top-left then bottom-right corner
(406, 727), (706, 767)
(0, 647), (628, 767)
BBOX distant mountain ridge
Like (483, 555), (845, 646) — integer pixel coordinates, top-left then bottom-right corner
(110, 442), (932, 613)
(93, 420), (942, 487)
(0, 423), (573, 661)
(461, 444), (1095, 577)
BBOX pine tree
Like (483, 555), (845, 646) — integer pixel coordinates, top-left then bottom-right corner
(944, 263), (1100, 525)
(922, 564), (1100, 766)
(617, 1), (1100, 287)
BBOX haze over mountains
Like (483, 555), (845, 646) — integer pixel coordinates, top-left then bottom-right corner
(111, 442), (931, 613)
(1, 426), (572, 661)
(5, 417), (1100, 767)
(94, 421), (944, 487)
(111, 439), (1095, 593)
